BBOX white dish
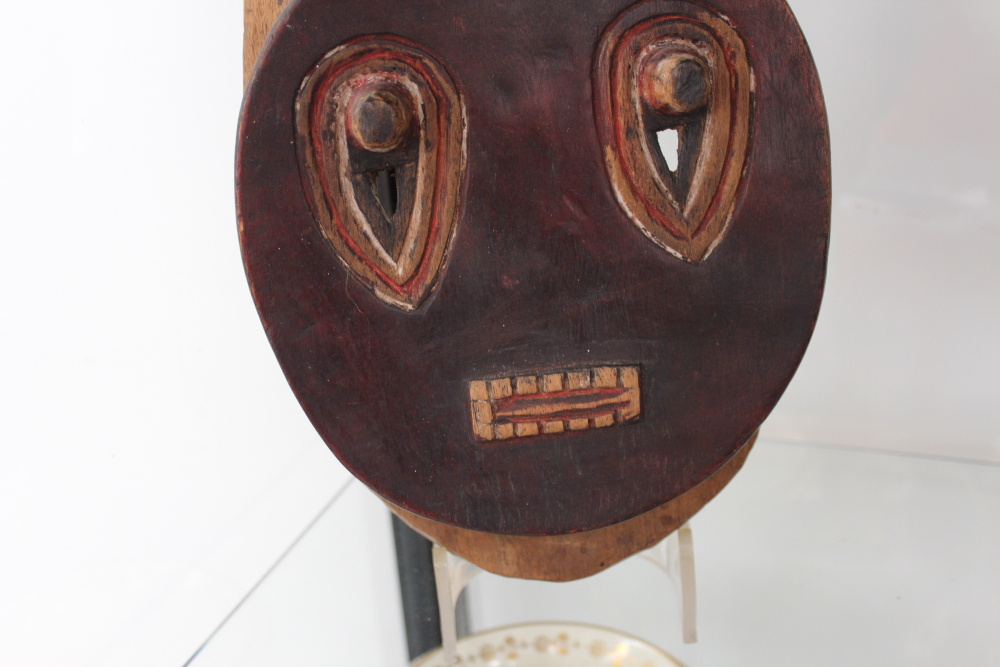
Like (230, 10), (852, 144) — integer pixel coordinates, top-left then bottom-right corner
(411, 621), (684, 667)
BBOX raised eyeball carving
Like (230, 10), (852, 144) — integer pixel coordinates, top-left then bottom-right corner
(346, 83), (415, 153)
(594, 3), (753, 263)
(295, 37), (467, 311)
(640, 53), (709, 115)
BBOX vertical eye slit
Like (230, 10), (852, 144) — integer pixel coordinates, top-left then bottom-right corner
(594, 4), (752, 263)
(371, 167), (399, 218)
(295, 38), (466, 311)
(656, 128), (680, 173)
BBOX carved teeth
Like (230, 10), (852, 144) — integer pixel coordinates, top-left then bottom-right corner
(469, 366), (641, 442)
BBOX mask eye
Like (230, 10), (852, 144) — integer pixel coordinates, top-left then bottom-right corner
(594, 3), (752, 263)
(295, 38), (466, 310)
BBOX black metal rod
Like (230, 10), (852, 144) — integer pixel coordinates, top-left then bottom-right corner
(392, 514), (470, 662)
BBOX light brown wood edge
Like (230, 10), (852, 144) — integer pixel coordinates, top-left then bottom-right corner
(244, 0), (288, 87)
(387, 430), (758, 582)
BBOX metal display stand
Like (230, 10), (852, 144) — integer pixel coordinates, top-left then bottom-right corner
(393, 516), (471, 662)
(431, 523), (698, 665)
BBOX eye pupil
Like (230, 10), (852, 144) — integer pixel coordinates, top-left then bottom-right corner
(641, 54), (708, 115)
(348, 86), (413, 152)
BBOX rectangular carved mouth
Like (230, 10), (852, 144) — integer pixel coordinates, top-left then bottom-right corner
(469, 366), (641, 441)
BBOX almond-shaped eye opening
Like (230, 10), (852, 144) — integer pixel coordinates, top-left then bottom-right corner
(594, 3), (752, 263)
(295, 38), (467, 311)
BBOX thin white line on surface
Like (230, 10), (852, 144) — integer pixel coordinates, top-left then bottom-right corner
(763, 436), (1000, 469)
(181, 477), (356, 666)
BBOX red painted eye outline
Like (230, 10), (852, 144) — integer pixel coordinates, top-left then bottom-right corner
(594, 1), (753, 263)
(295, 36), (467, 311)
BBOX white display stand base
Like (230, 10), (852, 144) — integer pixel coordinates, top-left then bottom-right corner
(411, 621), (685, 667)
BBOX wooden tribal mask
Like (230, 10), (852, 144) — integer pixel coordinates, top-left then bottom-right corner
(237, 0), (829, 567)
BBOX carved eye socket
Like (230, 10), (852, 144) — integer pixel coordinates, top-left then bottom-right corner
(295, 38), (466, 311)
(594, 3), (752, 263)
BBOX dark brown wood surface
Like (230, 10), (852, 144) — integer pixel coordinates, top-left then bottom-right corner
(390, 431), (756, 581)
(237, 0), (830, 536)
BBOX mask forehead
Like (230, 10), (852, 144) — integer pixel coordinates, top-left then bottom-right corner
(238, 0), (830, 535)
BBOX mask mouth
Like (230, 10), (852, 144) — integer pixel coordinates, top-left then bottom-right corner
(469, 366), (641, 442)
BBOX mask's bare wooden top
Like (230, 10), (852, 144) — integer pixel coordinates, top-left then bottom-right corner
(244, 0), (287, 85)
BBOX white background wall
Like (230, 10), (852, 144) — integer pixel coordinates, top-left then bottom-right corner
(769, 0), (1000, 464)
(1, 1), (997, 666)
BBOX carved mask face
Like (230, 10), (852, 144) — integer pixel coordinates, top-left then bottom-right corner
(237, 0), (829, 536)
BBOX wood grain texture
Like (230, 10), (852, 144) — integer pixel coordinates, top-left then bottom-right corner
(243, 0), (287, 85)
(390, 432), (757, 581)
(236, 0), (830, 536)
